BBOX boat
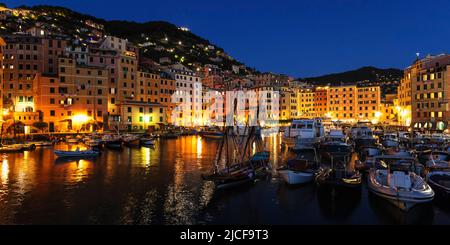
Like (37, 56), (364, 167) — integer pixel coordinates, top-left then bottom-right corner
(318, 134), (352, 164)
(66, 136), (79, 144)
(103, 135), (123, 150)
(54, 149), (100, 158)
(424, 159), (450, 199)
(122, 134), (141, 148)
(381, 133), (400, 148)
(355, 145), (383, 172)
(0, 144), (25, 153)
(160, 130), (179, 139)
(368, 156), (434, 211)
(140, 138), (155, 146)
(277, 148), (318, 185)
(350, 126), (377, 150)
(202, 113), (268, 190)
(417, 150), (450, 165)
(315, 167), (362, 190)
(200, 130), (224, 139)
(283, 118), (325, 148)
(84, 138), (103, 148)
(31, 141), (53, 147)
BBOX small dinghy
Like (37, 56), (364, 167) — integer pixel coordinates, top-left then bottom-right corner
(368, 157), (434, 211)
(140, 138), (155, 146)
(54, 149), (100, 158)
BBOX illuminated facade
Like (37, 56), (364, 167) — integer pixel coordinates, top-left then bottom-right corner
(33, 58), (109, 132)
(2, 35), (67, 114)
(298, 88), (314, 118)
(313, 87), (328, 118)
(327, 85), (357, 121)
(356, 86), (381, 123)
(0, 37), (4, 122)
(137, 71), (176, 123)
(280, 87), (298, 120)
(410, 54), (450, 130)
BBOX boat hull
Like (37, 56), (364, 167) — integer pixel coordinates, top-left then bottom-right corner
(278, 169), (314, 185)
(368, 171), (435, 211)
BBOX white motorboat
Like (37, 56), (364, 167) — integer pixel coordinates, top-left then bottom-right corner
(368, 157), (434, 211)
(54, 149), (100, 158)
(283, 118), (324, 148)
(277, 148), (318, 185)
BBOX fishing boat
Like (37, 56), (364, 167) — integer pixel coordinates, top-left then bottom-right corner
(368, 156), (434, 211)
(54, 149), (100, 158)
(381, 133), (400, 148)
(350, 126), (377, 150)
(283, 118), (325, 148)
(277, 148), (318, 185)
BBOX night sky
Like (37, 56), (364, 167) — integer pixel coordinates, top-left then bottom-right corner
(3, 0), (450, 77)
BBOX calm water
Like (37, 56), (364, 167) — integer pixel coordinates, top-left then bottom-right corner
(0, 135), (449, 225)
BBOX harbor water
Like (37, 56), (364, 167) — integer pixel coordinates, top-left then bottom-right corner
(0, 134), (449, 225)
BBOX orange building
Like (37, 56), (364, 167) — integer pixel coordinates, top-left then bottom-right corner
(33, 58), (108, 132)
(357, 86), (381, 122)
(313, 87), (328, 118)
(327, 85), (357, 121)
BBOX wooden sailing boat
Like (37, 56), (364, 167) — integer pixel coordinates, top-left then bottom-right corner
(202, 97), (269, 190)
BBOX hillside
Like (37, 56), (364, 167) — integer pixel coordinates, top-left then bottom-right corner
(302, 66), (403, 95)
(302, 66), (403, 85)
(0, 4), (247, 72)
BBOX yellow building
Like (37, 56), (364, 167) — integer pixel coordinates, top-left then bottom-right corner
(298, 88), (314, 118)
(137, 71), (176, 123)
(116, 100), (166, 131)
(398, 72), (412, 127)
(409, 54), (450, 130)
(280, 87), (298, 120)
(0, 37), (5, 122)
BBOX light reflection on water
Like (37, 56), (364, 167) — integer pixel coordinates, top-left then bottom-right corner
(0, 134), (447, 224)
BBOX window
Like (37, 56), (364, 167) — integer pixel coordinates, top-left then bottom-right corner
(128, 107), (132, 113)
(50, 110), (55, 116)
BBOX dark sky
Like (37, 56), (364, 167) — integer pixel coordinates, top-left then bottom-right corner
(3, 0), (450, 77)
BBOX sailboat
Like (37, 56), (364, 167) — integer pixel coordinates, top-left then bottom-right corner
(202, 99), (268, 190)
